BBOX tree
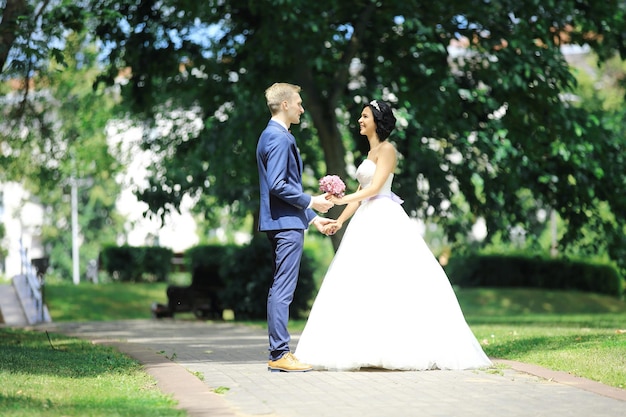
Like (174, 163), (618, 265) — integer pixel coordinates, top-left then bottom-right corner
(1, 0), (87, 185)
(4, 1), (626, 274)
(1, 22), (124, 280)
(557, 50), (626, 267)
(0, 0), (85, 77)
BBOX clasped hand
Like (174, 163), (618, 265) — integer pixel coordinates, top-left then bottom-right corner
(312, 217), (341, 236)
(311, 194), (334, 213)
(322, 220), (342, 236)
(325, 194), (346, 205)
(311, 193), (347, 235)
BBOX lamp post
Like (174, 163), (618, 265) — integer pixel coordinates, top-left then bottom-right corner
(71, 175), (79, 285)
(69, 174), (93, 285)
(69, 149), (93, 286)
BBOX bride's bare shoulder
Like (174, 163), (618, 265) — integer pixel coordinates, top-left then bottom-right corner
(378, 142), (397, 161)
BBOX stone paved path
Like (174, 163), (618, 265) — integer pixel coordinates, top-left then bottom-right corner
(37, 319), (625, 417)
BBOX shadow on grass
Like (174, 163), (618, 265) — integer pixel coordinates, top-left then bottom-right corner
(456, 288), (626, 317)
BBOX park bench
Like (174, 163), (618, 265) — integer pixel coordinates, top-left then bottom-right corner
(152, 265), (224, 320)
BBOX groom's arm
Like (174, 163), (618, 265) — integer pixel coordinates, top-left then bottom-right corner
(265, 136), (312, 210)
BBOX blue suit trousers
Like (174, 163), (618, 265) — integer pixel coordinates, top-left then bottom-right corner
(266, 229), (304, 361)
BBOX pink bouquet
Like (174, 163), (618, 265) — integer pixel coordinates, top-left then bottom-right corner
(319, 175), (346, 197)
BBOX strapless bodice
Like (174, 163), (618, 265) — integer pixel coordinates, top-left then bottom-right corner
(355, 159), (393, 195)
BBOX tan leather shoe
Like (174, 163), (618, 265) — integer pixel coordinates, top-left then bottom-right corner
(267, 352), (313, 372)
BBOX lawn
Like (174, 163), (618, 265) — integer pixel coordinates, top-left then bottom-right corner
(43, 282), (171, 321)
(0, 327), (186, 417)
(1, 282), (191, 417)
(458, 288), (626, 390)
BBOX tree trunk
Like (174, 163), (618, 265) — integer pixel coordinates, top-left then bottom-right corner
(0, 0), (29, 74)
(301, 91), (349, 251)
(291, 4), (376, 252)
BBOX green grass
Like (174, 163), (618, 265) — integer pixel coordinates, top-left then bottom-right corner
(44, 282), (175, 321)
(452, 288), (626, 389)
(3, 282), (625, 417)
(0, 328), (186, 417)
(457, 287), (626, 316)
(472, 324), (625, 389)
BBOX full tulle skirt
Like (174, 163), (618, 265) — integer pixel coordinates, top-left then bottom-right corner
(295, 197), (492, 371)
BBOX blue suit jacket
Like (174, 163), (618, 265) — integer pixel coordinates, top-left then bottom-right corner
(256, 120), (317, 232)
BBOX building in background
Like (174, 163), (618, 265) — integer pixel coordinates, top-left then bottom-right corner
(0, 122), (201, 281)
(0, 182), (45, 278)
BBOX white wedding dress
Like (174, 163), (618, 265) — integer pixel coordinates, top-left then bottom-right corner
(295, 159), (492, 371)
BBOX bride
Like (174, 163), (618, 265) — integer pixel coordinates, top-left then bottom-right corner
(294, 99), (492, 371)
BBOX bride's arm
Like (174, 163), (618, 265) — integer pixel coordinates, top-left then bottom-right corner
(323, 187), (361, 235)
(335, 192), (361, 225)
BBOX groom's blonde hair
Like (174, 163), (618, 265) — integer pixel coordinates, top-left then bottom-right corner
(265, 83), (301, 115)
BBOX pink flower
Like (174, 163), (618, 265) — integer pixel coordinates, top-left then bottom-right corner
(319, 175), (346, 197)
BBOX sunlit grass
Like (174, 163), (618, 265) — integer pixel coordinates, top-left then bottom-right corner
(0, 328), (186, 417)
(45, 282), (171, 322)
(471, 323), (626, 389)
(458, 288), (626, 389)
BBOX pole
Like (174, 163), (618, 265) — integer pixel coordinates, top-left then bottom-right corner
(71, 177), (80, 285)
(550, 209), (558, 258)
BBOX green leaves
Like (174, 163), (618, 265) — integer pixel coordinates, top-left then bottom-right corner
(19, 0), (622, 273)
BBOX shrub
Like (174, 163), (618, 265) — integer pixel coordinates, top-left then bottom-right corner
(446, 253), (624, 297)
(218, 236), (317, 320)
(142, 246), (174, 282)
(184, 244), (236, 287)
(100, 246), (173, 282)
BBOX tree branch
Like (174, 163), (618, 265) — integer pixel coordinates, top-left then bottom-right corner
(329, 3), (377, 107)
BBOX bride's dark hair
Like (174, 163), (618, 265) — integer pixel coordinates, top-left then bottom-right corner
(366, 100), (396, 140)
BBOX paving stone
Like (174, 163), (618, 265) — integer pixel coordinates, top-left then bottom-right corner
(35, 319), (625, 417)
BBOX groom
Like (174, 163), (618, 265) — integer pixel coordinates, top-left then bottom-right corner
(256, 82), (334, 372)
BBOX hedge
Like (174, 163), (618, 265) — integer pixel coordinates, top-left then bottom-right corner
(177, 239), (317, 320)
(100, 240), (319, 319)
(100, 245), (173, 282)
(445, 254), (624, 297)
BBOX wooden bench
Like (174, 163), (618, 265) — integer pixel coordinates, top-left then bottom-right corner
(152, 265), (224, 319)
